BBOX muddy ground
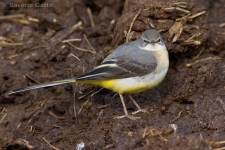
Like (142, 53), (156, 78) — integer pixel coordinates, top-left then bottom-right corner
(0, 0), (225, 149)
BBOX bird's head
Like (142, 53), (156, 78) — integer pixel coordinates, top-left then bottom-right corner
(138, 29), (165, 51)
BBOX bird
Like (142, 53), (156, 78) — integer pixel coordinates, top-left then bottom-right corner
(9, 29), (169, 120)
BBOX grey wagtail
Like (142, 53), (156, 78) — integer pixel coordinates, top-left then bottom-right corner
(9, 29), (169, 120)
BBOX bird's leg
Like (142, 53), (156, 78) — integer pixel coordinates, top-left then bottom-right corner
(114, 93), (140, 120)
(128, 95), (148, 115)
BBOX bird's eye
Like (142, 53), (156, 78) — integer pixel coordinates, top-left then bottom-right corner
(156, 38), (161, 43)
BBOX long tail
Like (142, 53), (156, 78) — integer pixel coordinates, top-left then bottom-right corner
(8, 78), (76, 94)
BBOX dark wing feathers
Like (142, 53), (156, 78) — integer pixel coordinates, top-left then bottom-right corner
(77, 54), (157, 80)
(117, 56), (156, 75)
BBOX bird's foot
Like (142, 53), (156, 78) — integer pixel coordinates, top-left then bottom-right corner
(113, 114), (140, 120)
(132, 108), (148, 115)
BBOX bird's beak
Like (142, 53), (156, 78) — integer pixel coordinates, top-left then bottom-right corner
(150, 41), (155, 44)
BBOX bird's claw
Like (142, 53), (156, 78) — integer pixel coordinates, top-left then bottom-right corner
(132, 108), (148, 115)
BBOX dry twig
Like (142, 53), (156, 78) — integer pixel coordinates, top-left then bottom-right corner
(219, 23), (225, 27)
(68, 53), (81, 61)
(0, 14), (31, 24)
(189, 11), (206, 19)
(0, 113), (7, 123)
(0, 14), (25, 20)
(25, 74), (40, 84)
(83, 34), (96, 53)
(0, 41), (22, 47)
(164, 7), (190, 13)
(67, 42), (95, 54)
(78, 97), (91, 115)
(57, 21), (82, 41)
(186, 56), (221, 67)
(170, 110), (183, 123)
(194, 47), (205, 59)
(48, 110), (65, 120)
(42, 137), (60, 150)
(97, 103), (112, 109)
(78, 88), (103, 115)
(176, 11), (206, 21)
(0, 107), (6, 114)
(87, 7), (95, 27)
(126, 9), (142, 42)
(182, 33), (201, 45)
(78, 90), (94, 100)
(62, 39), (81, 43)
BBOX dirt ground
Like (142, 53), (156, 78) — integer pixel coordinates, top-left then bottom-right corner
(0, 0), (225, 149)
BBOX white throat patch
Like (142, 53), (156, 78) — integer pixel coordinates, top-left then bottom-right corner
(139, 43), (165, 51)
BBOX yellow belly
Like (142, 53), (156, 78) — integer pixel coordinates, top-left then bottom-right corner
(77, 69), (167, 94)
(106, 75), (165, 94)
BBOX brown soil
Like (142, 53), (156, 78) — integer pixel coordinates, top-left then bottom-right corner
(0, 0), (225, 149)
